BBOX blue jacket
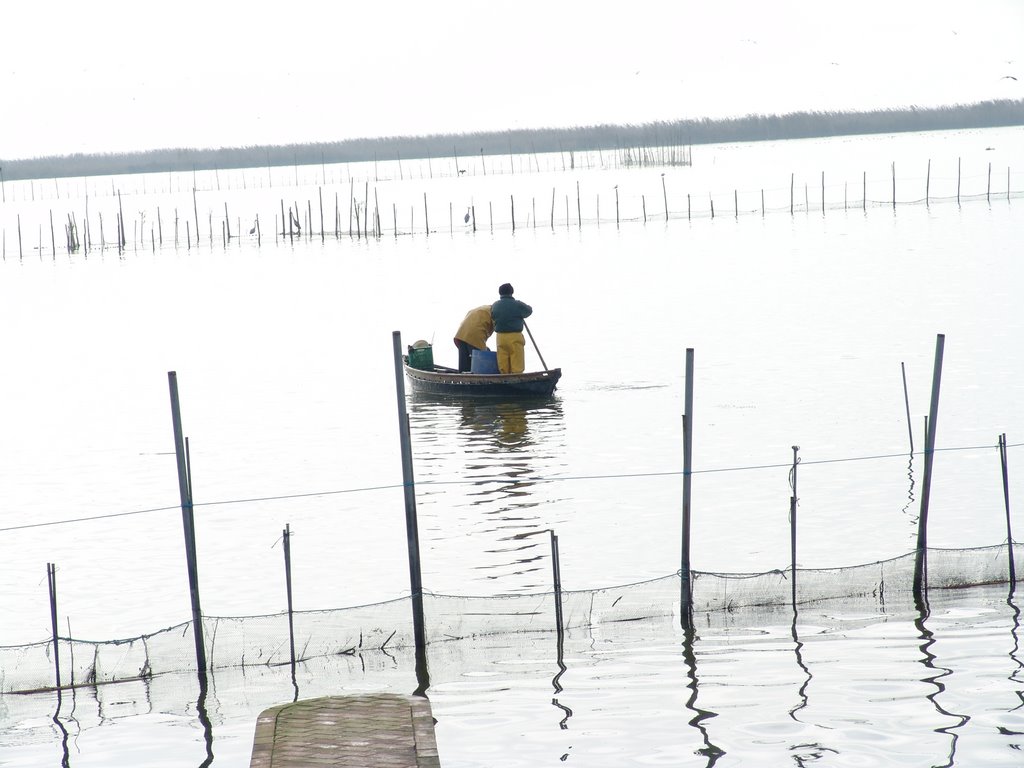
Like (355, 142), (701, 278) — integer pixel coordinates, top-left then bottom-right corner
(491, 296), (533, 333)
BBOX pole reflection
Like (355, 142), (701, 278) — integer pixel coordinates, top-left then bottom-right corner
(788, 607), (811, 723)
(52, 691), (71, 767)
(1008, 589), (1024, 712)
(901, 450), (917, 545)
(914, 597), (969, 768)
(195, 671), (214, 768)
(551, 630), (572, 730)
(681, 625), (724, 765)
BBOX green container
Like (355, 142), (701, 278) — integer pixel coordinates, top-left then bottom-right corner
(408, 345), (434, 371)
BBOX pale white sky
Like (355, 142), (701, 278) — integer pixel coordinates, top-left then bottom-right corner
(1, 0), (1021, 160)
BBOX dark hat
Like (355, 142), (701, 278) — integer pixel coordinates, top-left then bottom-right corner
(498, 283), (514, 296)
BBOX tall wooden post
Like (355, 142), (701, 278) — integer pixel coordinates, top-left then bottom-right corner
(550, 530), (564, 640)
(1000, 434), (1015, 589)
(283, 524), (296, 671)
(681, 348), (695, 628)
(168, 371), (207, 671)
(790, 446), (800, 607)
(47, 563), (62, 690)
(391, 332), (428, 686)
(914, 334), (945, 603)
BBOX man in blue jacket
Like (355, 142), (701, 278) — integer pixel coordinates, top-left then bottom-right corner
(491, 283), (533, 374)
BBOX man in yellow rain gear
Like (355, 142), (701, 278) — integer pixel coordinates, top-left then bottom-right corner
(491, 283), (533, 374)
(453, 305), (495, 372)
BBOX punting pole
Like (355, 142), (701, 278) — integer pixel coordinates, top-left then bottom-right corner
(168, 371), (207, 672)
(391, 332), (429, 689)
(914, 334), (945, 605)
(523, 321), (548, 371)
(681, 348), (695, 629)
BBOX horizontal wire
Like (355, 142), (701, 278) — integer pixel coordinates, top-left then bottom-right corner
(0, 441), (1019, 534)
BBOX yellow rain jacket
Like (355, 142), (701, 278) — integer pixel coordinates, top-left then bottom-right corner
(454, 305), (495, 350)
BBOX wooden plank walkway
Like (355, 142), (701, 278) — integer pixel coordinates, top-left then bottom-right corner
(249, 694), (441, 767)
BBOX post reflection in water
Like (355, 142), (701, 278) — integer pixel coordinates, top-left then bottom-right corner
(681, 625), (724, 765)
(789, 608), (812, 724)
(52, 691), (71, 768)
(1008, 590), (1024, 712)
(901, 450), (917, 543)
(914, 597), (970, 768)
(408, 394), (567, 594)
(196, 672), (215, 768)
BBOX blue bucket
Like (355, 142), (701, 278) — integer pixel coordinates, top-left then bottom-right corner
(470, 349), (499, 374)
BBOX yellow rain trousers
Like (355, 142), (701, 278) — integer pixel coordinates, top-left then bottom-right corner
(496, 332), (526, 374)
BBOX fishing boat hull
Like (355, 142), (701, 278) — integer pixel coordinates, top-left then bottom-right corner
(404, 360), (561, 398)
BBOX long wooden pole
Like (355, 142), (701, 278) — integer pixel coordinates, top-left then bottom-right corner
(790, 446), (800, 607)
(914, 334), (945, 604)
(550, 530), (564, 639)
(901, 362), (914, 454)
(1000, 433), (1015, 589)
(283, 524), (296, 671)
(168, 371), (207, 671)
(681, 348), (695, 629)
(523, 321), (548, 371)
(391, 332), (428, 677)
(48, 563), (62, 690)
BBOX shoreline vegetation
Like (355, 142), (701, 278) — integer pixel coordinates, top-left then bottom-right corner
(2, 100), (1022, 182)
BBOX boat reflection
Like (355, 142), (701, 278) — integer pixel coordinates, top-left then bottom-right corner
(407, 394), (567, 594)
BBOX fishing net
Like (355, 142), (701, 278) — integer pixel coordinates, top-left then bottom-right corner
(2, 543), (1019, 695)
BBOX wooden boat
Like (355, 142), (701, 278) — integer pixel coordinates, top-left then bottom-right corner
(403, 358), (561, 398)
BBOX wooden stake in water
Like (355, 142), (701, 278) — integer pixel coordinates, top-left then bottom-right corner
(901, 362), (914, 454)
(119, 190), (127, 248)
(999, 433), (1015, 589)
(168, 371), (207, 672)
(789, 446), (800, 608)
(391, 332), (428, 671)
(914, 334), (945, 604)
(891, 162), (896, 211)
(662, 174), (668, 222)
(926, 159), (931, 206)
(192, 189), (199, 248)
(550, 529), (564, 641)
(47, 562), (62, 690)
(680, 348), (695, 629)
(283, 524), (296, 672)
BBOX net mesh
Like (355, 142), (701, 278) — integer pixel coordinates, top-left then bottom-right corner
(2, 543), (1019, 694)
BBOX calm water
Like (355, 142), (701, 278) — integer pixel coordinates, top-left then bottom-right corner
(0, 127), (1022, 764)
(2, 586), (1022, 767)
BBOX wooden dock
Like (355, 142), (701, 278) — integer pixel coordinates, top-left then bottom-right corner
(249, 694), (441, 767)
